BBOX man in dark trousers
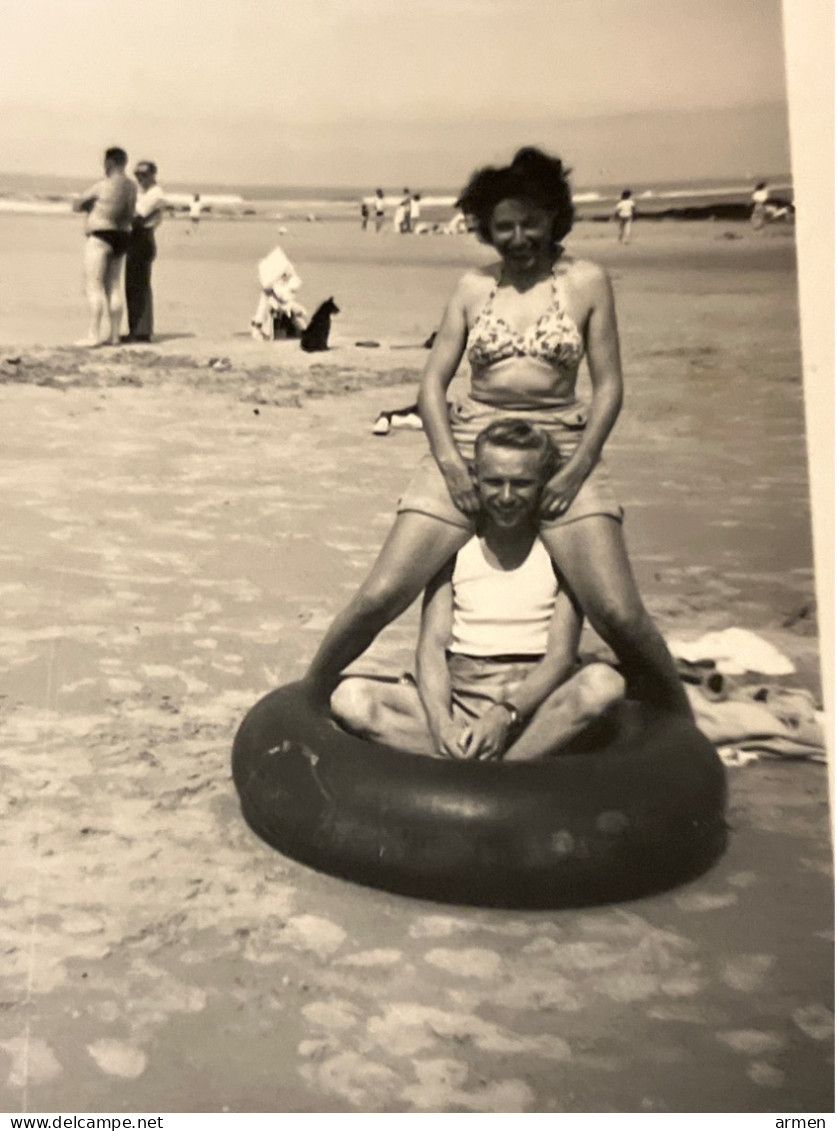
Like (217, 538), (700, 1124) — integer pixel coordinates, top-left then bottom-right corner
(124, 161), (165, 342)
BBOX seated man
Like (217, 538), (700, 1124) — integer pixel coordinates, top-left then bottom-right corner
(331, 420), (624, 761)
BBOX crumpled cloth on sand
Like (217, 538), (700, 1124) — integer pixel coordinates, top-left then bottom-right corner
(685, 683), (826, 766)
(668, 627), (795, 676)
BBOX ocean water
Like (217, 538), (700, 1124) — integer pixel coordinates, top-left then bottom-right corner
(0, 171), (793, 220)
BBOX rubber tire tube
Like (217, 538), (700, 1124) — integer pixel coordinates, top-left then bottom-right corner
(232, 682), (728, 909)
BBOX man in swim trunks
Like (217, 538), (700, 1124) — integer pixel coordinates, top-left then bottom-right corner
(73, 147), (137, 347)
(330, 420), (624, 761)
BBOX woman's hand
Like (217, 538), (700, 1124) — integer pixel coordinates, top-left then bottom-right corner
(440, 460), (480, 516)
(458, 706), (513, 761)
(539, 463), (589, 521)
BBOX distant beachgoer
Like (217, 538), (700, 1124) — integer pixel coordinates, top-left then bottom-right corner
(189, 194), (202, 230)
(399, 187), (412, 232)
(750, 182), (769, 232)
(374, 188), (385, 233)
(393, 198), (407, 233)
(303, 145), (692, 721)
(614, 190), (635, 243)
(360, 200), (370, 231)
(250, 239), (308, 341)
(409, 192), (421, 232)
(444, 211), (468, 235)
(72, 146), (137, 347)
(124, 160), (165, 343)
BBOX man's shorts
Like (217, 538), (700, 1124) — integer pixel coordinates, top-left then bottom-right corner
(445, 653), (542, 728)
(397, 392), (623, 530)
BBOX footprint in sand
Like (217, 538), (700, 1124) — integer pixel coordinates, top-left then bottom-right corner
(1, 1037), (63, 1088)
(716, 1029), (785, 1055)
(674, 890), (738, 912)
(792, 1004), (834, 1041)
(424, 947), (502, 979)
(87, 1039), (147, 1079)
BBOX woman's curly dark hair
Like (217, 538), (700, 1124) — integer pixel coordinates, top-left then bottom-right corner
(456, 147), (574, 246)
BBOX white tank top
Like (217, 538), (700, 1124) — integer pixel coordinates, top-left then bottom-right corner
(448, 535), (559, 657)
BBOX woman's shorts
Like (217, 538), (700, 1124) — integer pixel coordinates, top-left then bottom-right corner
(397, 393), (623, 530)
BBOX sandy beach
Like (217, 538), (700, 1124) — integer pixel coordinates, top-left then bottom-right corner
(0, 213), (831, 1113)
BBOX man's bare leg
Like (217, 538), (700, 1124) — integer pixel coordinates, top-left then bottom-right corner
(76, 237), (111, 346)
(504, 663), (625, 762)
(103, 252), (126, 345)
(330, 676), (436, 756)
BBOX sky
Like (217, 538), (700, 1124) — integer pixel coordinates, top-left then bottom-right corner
(0, 0), (792, 188)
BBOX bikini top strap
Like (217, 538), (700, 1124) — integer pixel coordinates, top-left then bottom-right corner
(551, 264), (568, 311)
(476, 268), (500, 319)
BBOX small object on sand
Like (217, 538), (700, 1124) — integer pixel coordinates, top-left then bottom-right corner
(668, 628), (795, 677)
(372, 405), (423, 435)
(781, 601), (816, 629)
(208, 357), (232, 371)
(355, 340), (380, 348)
(390, 331), (437, 350)
(4, 356), (21, 365)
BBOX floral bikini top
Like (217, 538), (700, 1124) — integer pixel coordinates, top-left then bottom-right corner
(467, 267), (585, 374)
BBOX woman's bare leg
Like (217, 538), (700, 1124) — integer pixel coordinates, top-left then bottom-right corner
(76, 238), (110, 346)
(540, 517), (692, 716)
(304, 511), (470, 698)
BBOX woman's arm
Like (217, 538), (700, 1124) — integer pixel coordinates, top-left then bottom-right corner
(458, 584), (584, 760)
(540, 262), (624, 519)
(415, 559), (462, 757)
(417, 276), (480, 516)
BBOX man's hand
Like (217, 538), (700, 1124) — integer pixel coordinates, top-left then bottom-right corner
(432, 715), (467, 759)
(539, 464), (589, 520)
(458, 705), (513, 761)
(440, 461), (480, 516)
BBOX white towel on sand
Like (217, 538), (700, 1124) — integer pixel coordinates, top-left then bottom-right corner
(668, 627), (795, 676)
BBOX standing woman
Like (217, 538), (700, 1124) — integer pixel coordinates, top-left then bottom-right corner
(125, 161), (165, 343)
(304, 147), (690, 717)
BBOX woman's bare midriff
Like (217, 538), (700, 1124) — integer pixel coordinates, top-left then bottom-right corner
(469, 357), (582, 410)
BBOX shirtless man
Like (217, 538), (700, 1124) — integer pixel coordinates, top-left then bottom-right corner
(72, 147), (137, 347)
(330, 420), (624, 761)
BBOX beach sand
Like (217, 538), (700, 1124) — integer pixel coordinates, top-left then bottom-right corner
(0, 214), (831, 1113)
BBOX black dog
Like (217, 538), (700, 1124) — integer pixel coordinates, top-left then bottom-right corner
(300, 297), (339, 352)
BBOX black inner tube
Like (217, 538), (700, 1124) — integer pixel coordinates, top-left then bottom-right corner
(232, 682), (728, 910)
